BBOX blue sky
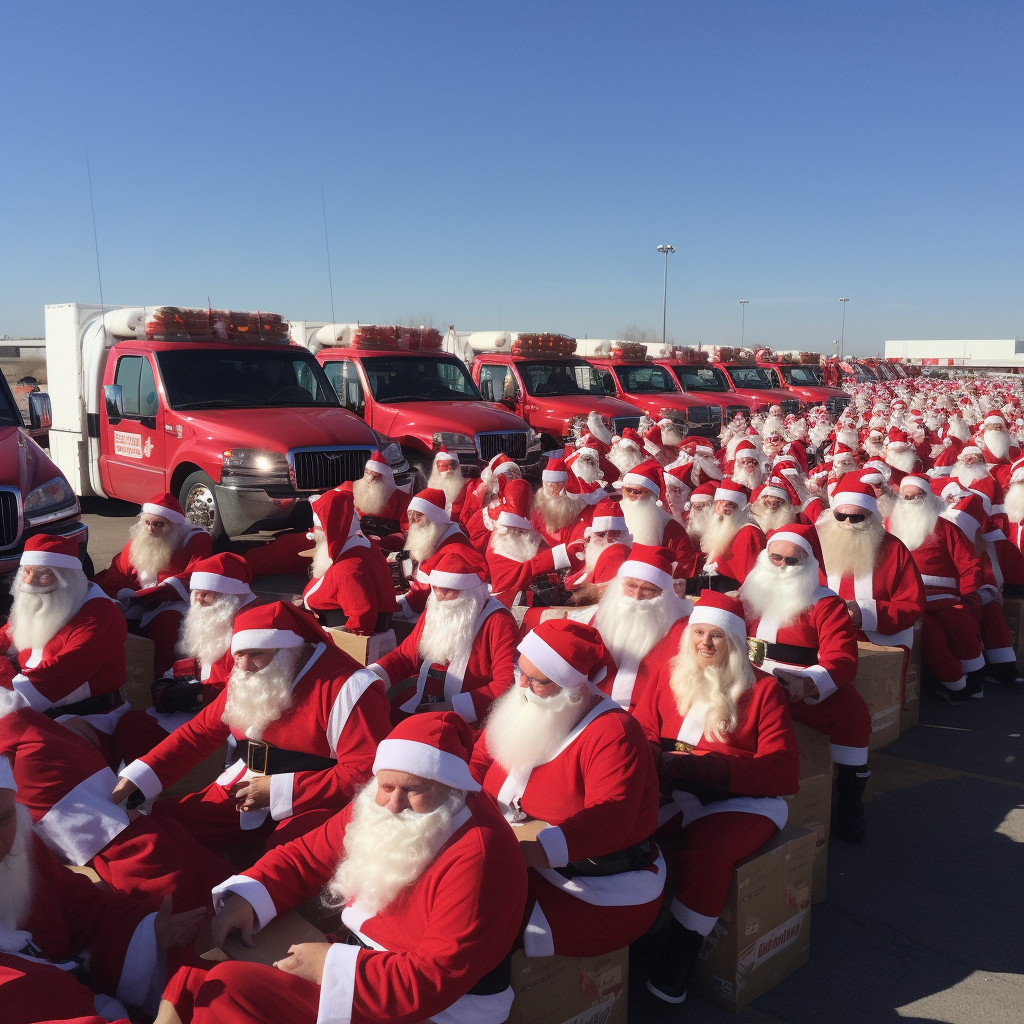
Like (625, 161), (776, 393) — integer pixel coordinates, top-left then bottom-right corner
(1, 0), (1021, 354)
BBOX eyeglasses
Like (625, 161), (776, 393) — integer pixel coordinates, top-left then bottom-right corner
(833, 512), (867, 524)
(768, 552), (803, 566)
(622, 487), (646, 498)
(514, 661), (552, 689)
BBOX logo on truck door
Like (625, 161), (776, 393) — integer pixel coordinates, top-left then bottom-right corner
(113, 431), (143, 459)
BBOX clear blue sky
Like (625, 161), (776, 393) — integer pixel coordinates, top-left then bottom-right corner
(1, 0), (1020, 355)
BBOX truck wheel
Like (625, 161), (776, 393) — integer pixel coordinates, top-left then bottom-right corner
(179, 471), (224, 540)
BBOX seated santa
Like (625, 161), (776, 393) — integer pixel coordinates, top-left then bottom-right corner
(693, 480), (764, 593)
(619, 460), (699, 575)
(427, 446), (472, 522)
(530, 456), (593, 547)
(747, 480), (798, 535)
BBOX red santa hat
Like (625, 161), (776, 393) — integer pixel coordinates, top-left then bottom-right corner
(517, 619), (608, 691)
(0, 755), (14, 792)
(751, 481), (791, 505)
(781, 440), (808, 473)
(231, 601), (330, 654)
(427, 547), (489, 590)
(765, 523), (824, 571)
(899, 473), (932, 494)
(984, 414), (1007, 429)
(407, 488), (452, 525)
(592, 543), (632, 585)
(829, 475), (879, 516)
(433, 446), (459, 469)
(663, 464), (692, 493)
(617, 544), (675, 592)
(189, 553), (257, 604)
(372, 711), (481, 793)
(311, 489), (362, 560)
(542, 456), (570, 484)
(932, 478), (969, 502)
(623, 459), (663, 497)
(142, 492), (187, 525)
(944, 494), (986, 543)
(615, 428), (644, 453)
(19, 533), (82, 571)
(713, 480), (751, 510)
(959, 441), (984, 458)
(365, 450), (395, 482)
(733, 439), (759, 462)
(586, 497), (627, 535)
(485, 453), (520, 480)
(689, 591), (747, 645)
(689, 481), (718, 505)
(887, 429), (909, 448)
(494, 478), (535, 531)
(643, 424), (669, 456)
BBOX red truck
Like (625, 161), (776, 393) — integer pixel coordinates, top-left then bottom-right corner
(292, 322), (543, 487)
(45, 304), (410, 540)
(754, 350), (852, 417)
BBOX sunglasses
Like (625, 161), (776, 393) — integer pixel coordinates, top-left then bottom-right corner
(833, 512), (867, 524)
(768, 552), (803, 566)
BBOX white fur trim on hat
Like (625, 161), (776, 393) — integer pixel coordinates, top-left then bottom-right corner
(407, 496), (451, 523)
(589, 514), (627, 533)
(366, 457), (395, 481)
(959, 445), (983, 458)
(713, 486), (748, 510)
(617, 559), (673, 592)
(231, 628), (305, 654)
(428, 569), (485, 590)
(830, 491), (879, 515)
(517, 631), (588, 690)
(899, 475), (932, 492)
(191, 572), (255, 597)
(142, 502), (187, 525)
(623, 472), (661, 495)
(688, 607), (746, 644)
(372, 738), (481, 792)
(20, 551), (82, 570)
(496, 511), (534, 531)
(766, 530), (815, 560)
(757, 485), (790, 503)
(542, 469), (569, 483)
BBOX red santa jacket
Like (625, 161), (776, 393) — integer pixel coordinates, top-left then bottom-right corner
(823, 534), (926, 647)
(337, 480), (411, 551)
(302, 540), (398, 633)
(92, 525), (212, 596)
(211, 793), (528, 1024)
(885, 516), (986, 608)
(373, 598), (516, 723)
(981, 525), (1024, 588)
(704, 522), (766, 585)
(746, 590), (860, 705)
(121, 643), (391, 824)
(0, 584), (127, 722)
(530, 504), (594, 549)
(660, 518), (701, 577)
(486, 542), (574, 608)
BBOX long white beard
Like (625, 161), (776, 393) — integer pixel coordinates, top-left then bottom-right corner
(668, 633), (754, 743)
(816, 511), (884, 578)
(8, 570), (88, 651)
(178, 595), (240, 666)
(608, 445), (644, 476)
(428, 468), (466, 505)
(311, 531), (334, 580)
(128, 520), (183, 584)
(740, 552), (820, 627)
(748, 502), (796, 534)
(326, 781), (465, 916)
(1004, 482), (1024, 524)
(484, 683), (589, 776)
(686, 505), (712, 542)
(700, 509), (748, 557)
(621, 496), (670, 546)
(693, 453), (724, 482)
(732, 464), (763, 490)
(876, 490), (896, 519)
(0, 804), (34, 932)
(984, 430), (1011, 462)
(888, 495), (942, 552)
(221, 646), (308, 740)
(836, 428), (859, 450)
(864, 439), (885, 458)
(952, 462), (990, 486)
(418, 587), (487, 665)
(885, 447), (918, 474)
(490, 527), (543, 562)
(406, 518), (446, 563)
(594, 579), (688, 665)
(572, 456), (602, 485)
(352, 475), (389, 516)
(533, 489), (585, 532)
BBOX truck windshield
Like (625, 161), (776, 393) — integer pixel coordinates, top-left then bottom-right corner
(726, 366), (774, 389)
(359, 356), (482, 402)
(0, 374), (22, 427)
(672, 365), (732, 392)
(519, 360), (606, 397)
(853, 365), (876, 383)
(156, 350), (339, 410)
(780, 366), (824, 385)
(613, 364), (680, 394)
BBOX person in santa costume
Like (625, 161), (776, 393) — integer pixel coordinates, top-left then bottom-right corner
(0, 755), (206, 1024)
(676, 437), (725, 488)
(571, 431), (619, 488)
(0, 534), (128, 765)
(1001, 455), (1024, 554)
(301, 489), (397, 647)
(739, 524), (872, 842)
(887, 475), (987, 701)
(458, 453), (521, 528)
(530, 456), (593, 546)
(172, 713), (526, 1024)
(632, 592), (799, 1005)
(978, 413), (1020, 489)
(111, 603), (392, 855)
(662, 463), (692, 524)
(607, 427), (648, 478)
(341, 449), (413, 551)
(619, 459), (699, 575)
(693, 480), (765, 593)
(561, 498), (632, 594)
(470, 620), (665, 958)
(747, 480), (798, 535)
(729, 439), (764, 490)
(684, 482), (716, 545)
(427, 446), (472, 521)
(111, 553), (258, 764)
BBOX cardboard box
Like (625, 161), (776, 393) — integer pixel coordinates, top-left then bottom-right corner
(124, 635), (157, 709)
(161, 744), (229, 800)
(1001, 596), (1024, 672)
(196, 909), (328, 967)
(690, 823), (814, 1012)
(854, 643), (903, 750)
(900, 622), (922, 733)
(325, 627), (396, 667)
(505, 947), (628, 1024)
(783, 770), (831, 904)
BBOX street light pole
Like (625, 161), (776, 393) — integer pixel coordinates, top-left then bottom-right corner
(657, 244), (675, 347)
(739, 299), (749, 347)
(839, 297), (849, 359)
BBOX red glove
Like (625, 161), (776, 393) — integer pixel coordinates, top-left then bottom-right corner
(962, 591), (982, 612)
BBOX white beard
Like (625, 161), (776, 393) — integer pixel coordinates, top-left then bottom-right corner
(8, 569), (88, 651)
(740, 551), (820, 628)
(888, 495), (942, 552)
(490, 527), (543, 562)
(660, 422), (685, 446)
(700, 509), (748, 558)
(594, 579), (688, 665)
(789, 420), (809, 441)
(311, 531), (334, 580)
(876, 490), (896, 519)
(668, 632), (754, 743)
(686, 504), (712, 542)
(732, 464), (763, 489)
(573, 455), (602, 485)
(178, 595), (240, 666)
(406, 518), (446, 563)
(952, 462), (990, 486)
(693, 452), (724, 482)
(608, 444), (644, 476)
(533, 489), (585, 532)
(0, 805), (34, 933)
(837, 428), (859, 450)
(1004, 482), (1024, 524)
(326, 781), (465, 916)
(221, 646), (308, 740)
(621, 496), (670, 546)
(748, 501), (797, 534)
(816, 510), (884, 578)
(584, 533), (632, 572)
(864, 439), (885, 458)
(351, 475), (390, 516)
(128, 519), (184, 584)
(418, 586), (487, 665)
(484, 683), (589, 776)
(428, 468), (466, 505)
(884, 447), (918, 474)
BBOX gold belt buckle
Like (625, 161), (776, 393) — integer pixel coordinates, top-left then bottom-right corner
(747, 638), (767, 667)
(246, 740), (269, 775)
(673, 740), (697, 753)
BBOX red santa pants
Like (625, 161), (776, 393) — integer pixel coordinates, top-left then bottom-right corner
(182, 960), (319, 1024)
(788, 686), (871, 766)
(979, 601), (1016, 664)
(0, 954), (110, 1024)
(111, 708), (171, 764)
(922, 604), (984, 685)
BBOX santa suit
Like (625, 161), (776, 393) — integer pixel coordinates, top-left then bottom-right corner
(658, 517), (700, 577)
(608, 616), (690, 713)
(632, 669), (799, 935)
(487, 541), (572, 608)
(118, 643), (392, 854)
(0, 707), (231, 911)
(530, 504), (594, 550)
(302, 538), (398, 636)
(183, 793), (527, 1024)
(747, 591), (870, 765)
(699, 522), (765, 591)
(470, 699), (666, 957)
(457, 478), (494, 528)
(373, 599), (516, 724)
(401, 525), (475, 617)
(337, 479), (412, 552)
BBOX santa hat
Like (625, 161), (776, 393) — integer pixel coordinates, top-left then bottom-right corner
(899, 474), (932, 494)
(733, 439), (759, 461)
(781, 440), (808, 473)
(714, 480), (751, 509)
(643, 424), (669, 456)
(932, 478), (969, 502)
(483, 453), (519, 483)
(586, 497), (627, 535)
(617, 544), (675, 592)
(542, 456), (570, 484)
(0, 755), (14, 792)
(142, 492), (187, 525)
(312, 489), (363, 560)
(586, 411), (613, 446)
(944, 494), (986, 543)
(663, 463), (692, 495)
(592, 543), (632, 585)
(959, 442), (983, 458)
(427, 547), (489, 590)
(189, 553), (257, 605)
(765, 523), (824, 571)
(517, 619), (608, 691)
(984, 414), (1007, 429)
(623, 459), (663, 497)
(372, 711), (481, 793)
(689, 591), (746, 645)
(887, 429), (910, 448)
(407, 488), (452, 525)
(830, 476), (879, 516)
(365, 450), (395, 482)
(751, 481), (791, 504)
(231, 601), (330, 654)
(615, 428), (644, 453)
(494, 478), (534, 531)
(19, 533), (82, 571)
(433, 446), (459, 468)
(689, 482), (718, 505)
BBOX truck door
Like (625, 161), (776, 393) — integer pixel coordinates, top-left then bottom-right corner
(322, 359), (367, 420)
(477, 363), (521, 414)
(101, 353), (165, 503)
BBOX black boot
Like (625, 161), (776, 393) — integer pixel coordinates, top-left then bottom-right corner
(965, 670), (986, 698)
(646, 918), (704, 1004)
(835, 765), (871, 844)
(986, 661), (1023, 687)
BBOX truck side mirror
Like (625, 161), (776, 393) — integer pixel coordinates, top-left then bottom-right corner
(104, 384), (124, 425)
(479, 378), (494, 402)
(27, 392), (52, 431)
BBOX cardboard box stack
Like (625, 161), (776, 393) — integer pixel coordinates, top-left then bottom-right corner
(324, 627), (396, 666)
(853, 643), (903, 751)
(1000, 595), (1024, 673)
(786, 723), (832, 904)
(505, 948), (628, 1024)
(900, 621), (923, 733)
(124, 635), (156, 709)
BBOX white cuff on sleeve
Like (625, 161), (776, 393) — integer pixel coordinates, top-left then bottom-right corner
(802, 664), (838, 703)
(269, 773), (295, 820)
(119, 759), (164, 803)
(211, 875), (278, 931)
(10, 674), (50, 711)
(858, 598), (878, 632)
(449, 689), (478, 724)
(536, 825), (569, 868)
(117, 912), (159, 1008)
(551, 544), (570, 571)
(317, 941), (360, 1024)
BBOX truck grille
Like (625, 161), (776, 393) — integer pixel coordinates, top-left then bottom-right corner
(477, 432), (528, 463)
(290, 448), (373, 491)
(780, 399), (801, 416)
(827, 396), (851, 416)
(612, 416), (641, 435)
(686, 406), (711, 424)
(726, 405), (749, 422)
(0, 489), (20, 548)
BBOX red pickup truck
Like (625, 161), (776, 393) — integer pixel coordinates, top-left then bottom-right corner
(754, 355), (851, 417)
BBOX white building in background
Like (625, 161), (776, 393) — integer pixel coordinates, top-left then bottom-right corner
(885, 339), (1024, 370)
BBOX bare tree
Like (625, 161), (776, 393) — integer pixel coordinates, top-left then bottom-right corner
(404, 314), (437, 329)
(619, 325), (674, 346)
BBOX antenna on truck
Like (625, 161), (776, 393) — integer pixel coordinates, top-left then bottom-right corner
(321, 185), (336, 324)
(86, 150), (105, 317)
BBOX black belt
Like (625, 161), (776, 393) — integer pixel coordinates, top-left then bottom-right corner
(687, 574), (739, 596)
(556, 839), (658, 879)
(43, 690), (120, 719)
(358, 515), (400, 536)
(236, 739), (336, 775)
(315, 610), (394, 632)
(764, 642), (818, 667)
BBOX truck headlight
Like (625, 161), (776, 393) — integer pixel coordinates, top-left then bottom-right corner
(23, 476), (78, 521)
(432, 432), (476, 451)
(371, 430), (406, 469)
(221, 449), (290, 485)
(527, 427), (540, 451)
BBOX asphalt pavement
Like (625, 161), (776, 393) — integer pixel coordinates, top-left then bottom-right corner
(82, 500), (1024, 1024)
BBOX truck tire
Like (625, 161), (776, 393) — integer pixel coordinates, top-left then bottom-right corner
(179, 471), (224, 541)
